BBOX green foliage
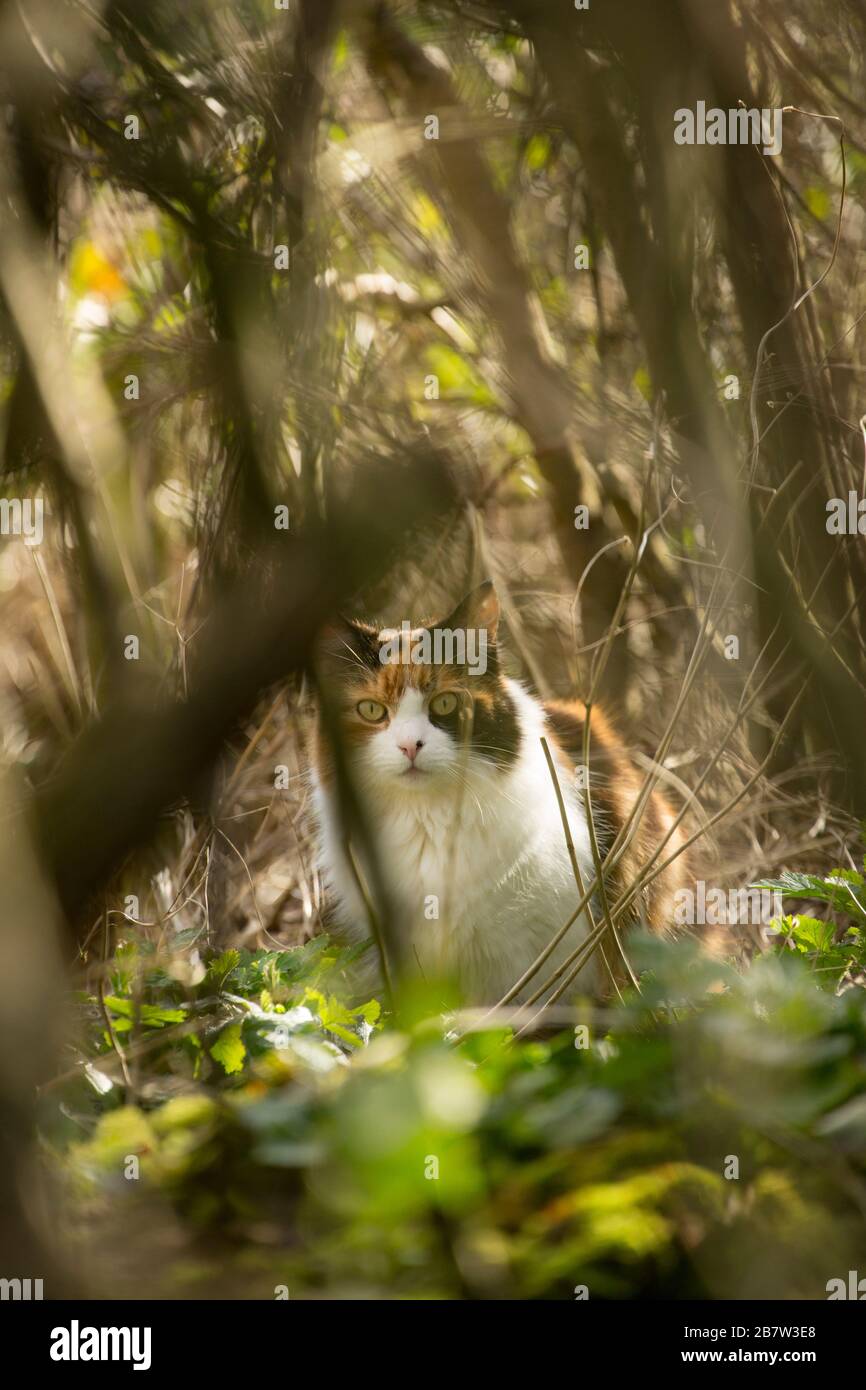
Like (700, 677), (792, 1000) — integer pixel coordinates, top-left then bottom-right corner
(422, 343), (496, 407)
(210, 1024), (246, 1075)
(77, 935), (379, 1096)
(754, 864), (866, 989)
(52, 910), (866, 1299)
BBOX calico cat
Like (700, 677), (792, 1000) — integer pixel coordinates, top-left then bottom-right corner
(311, 581), (687, 1005)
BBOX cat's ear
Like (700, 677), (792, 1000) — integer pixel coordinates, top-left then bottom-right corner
(442, 580), (500, 643)
(317, 615), (380, 678)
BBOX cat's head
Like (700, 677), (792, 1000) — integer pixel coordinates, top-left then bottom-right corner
(315, 582), (521, 794)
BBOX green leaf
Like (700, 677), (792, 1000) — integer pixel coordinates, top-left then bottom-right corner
(205, 949), (241, 988)
(423, 344), (496, 407)
(210, 1023), (246, 1075)
(753, 870), (866, 922)
(791, 917), (836, 954)
(804, 186), (831, 221)
(356, 999), (381, 1025)
(151, 1094), (217, 1135)
(632, 366), (652, 402)
(102, 996), (186, 1028)
(525, 133), (551, 171)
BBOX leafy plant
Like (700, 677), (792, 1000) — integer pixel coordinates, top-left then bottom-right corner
(754, 866), (866, 992)
(50, 915), (866, 1300)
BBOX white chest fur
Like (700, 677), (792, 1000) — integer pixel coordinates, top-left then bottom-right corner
(312, 680), (601, 1004)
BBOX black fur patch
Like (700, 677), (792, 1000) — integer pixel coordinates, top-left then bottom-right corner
(430, 677), (521, 770)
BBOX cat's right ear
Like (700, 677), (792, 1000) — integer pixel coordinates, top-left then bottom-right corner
(442, 580), (500, 644)
(316, 616), (380, 679)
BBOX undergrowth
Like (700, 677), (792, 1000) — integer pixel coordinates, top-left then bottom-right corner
(43, 861), (866, 1299)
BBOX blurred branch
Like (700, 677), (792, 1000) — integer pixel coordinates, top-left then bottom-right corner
(515, 5), (735, 529)
(36, 457), (456, 925)
(360, 4), (639, 661)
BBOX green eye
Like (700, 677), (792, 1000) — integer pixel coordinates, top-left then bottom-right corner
(430, 691), (458, 717)
(357, 699), (387, 724)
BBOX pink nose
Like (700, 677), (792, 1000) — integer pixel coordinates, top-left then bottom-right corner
(399, 739), (424, 763)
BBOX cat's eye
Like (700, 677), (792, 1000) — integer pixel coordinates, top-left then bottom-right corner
(357, 699), (387, 724)
(430, 691), (459, 717)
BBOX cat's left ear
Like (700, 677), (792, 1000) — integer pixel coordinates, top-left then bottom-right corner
(442, 580), (500, 644)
